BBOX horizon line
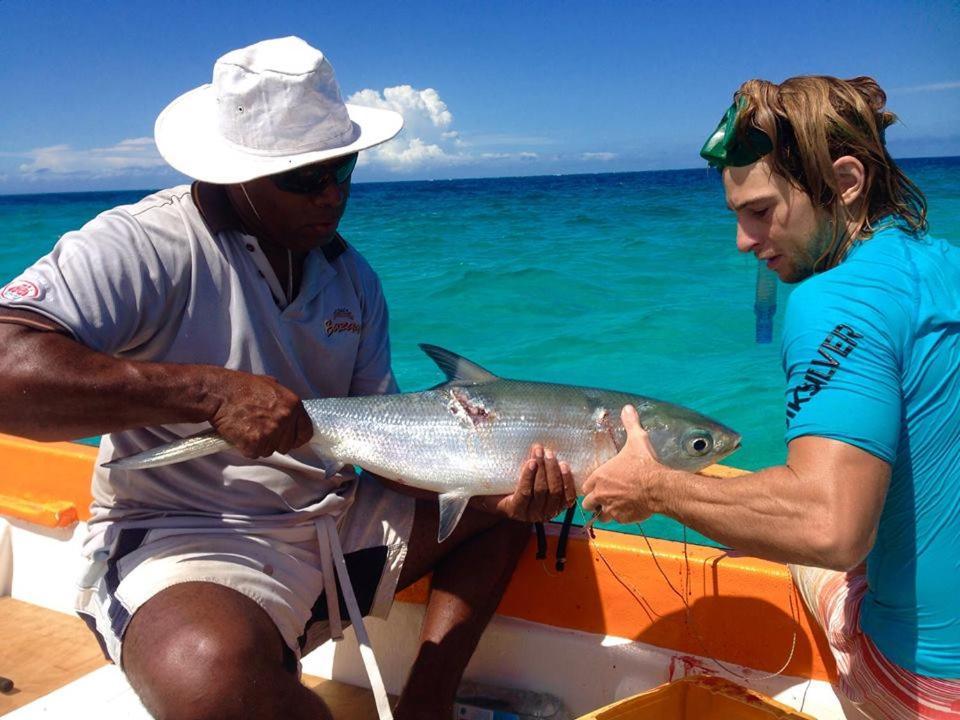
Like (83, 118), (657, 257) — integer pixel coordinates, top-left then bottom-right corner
(1, 153), (958, 199)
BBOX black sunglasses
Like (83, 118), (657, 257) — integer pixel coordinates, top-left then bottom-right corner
(271, 153), (358, 195)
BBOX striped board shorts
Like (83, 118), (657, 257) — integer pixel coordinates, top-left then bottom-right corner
(791, 565), (960, 719)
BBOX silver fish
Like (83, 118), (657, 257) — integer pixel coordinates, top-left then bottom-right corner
(106, 345), (741, 541)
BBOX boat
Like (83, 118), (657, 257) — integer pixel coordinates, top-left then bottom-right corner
(0, 432), (845, 718)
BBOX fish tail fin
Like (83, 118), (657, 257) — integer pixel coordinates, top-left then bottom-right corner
(103, 430), (231, 470)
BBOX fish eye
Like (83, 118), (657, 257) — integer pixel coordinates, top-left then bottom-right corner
(682, 429), (713, 457)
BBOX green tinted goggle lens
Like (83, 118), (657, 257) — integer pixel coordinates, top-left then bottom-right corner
(700, 97), (773, 169)
(272, 153), (358, 194)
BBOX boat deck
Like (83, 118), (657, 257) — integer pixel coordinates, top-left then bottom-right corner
(0, 597), (106, 712)
(0, 597), (379, 718)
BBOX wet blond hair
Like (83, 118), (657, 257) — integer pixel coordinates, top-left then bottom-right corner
(733, 75), (927, 271)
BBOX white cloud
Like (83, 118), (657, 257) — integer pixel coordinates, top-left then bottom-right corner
(348, 85), (550, 172)
(581, 152), (617, 161)
(478, 151), (539, 161)
(349, 86), (453, 131)
(348, 86), (466, 171)
(892, 81), (960, 94)
(17, 137), (167, 178)
(373, 137), (452, 166)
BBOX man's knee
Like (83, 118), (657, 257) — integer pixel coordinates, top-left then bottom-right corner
(130, 625), (259, 718)
(121, 582), (309, 720)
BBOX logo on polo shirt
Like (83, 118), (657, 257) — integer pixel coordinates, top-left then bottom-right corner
(325, 307), (361, 336)
(0, 279), (43, 302)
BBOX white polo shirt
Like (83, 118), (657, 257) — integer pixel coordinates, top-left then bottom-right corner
(0, 185), (397, 533)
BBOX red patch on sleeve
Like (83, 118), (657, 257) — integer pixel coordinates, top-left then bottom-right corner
(0, 280), (43, 302)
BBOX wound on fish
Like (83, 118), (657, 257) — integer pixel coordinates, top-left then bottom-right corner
(592, 407), (610, 430)
(448, 388), (496, 428)
(592, 407), (619, 444)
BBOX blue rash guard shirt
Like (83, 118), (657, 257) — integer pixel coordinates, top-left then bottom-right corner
(781, 223), (960, 678)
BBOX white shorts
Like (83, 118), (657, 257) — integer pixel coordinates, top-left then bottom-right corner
(75, 475), (416, 667)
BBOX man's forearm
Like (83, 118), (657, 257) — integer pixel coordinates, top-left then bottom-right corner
(651, 465), (845, 568)
(0, 324), (218, 441)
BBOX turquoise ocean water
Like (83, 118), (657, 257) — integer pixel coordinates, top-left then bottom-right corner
(2, 157), (958, 546)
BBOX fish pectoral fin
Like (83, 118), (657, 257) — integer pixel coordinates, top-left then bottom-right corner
(437, 492), (472, 543)
(418, 344), (498, 385)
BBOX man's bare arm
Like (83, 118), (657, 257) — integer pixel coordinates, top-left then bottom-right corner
(583, 405), (890, 570)
(651, 437), (890, 569)
(0, 318), (313, 457)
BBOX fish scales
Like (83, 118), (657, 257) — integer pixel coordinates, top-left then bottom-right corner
(302, 380), (630, 497)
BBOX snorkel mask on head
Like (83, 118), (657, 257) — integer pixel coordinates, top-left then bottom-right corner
(700, 96), (779, 343)
(700, 97), (773, 169)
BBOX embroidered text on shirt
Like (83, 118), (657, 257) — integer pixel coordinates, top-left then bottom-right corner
(325, 308), (361, 336)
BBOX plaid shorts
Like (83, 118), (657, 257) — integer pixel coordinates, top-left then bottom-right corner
(791, 565), (960, 719)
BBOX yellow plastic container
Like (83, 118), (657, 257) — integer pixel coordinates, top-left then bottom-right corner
(578, 675), (815, 719)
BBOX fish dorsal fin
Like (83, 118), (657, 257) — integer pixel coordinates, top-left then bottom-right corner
(437, 492), (472, 543)
(418, 344), (499, 385)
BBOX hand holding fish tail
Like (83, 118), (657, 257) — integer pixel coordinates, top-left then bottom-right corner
(202, 369), (313, 459)
(582, 405), (671, 525)
(477, 444), (576, 523)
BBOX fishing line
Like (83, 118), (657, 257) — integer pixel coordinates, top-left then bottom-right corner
(578, 505), (799, 682)
(539, 557), (560, 578)
(799, 676), (813, 712)
(579, 505), (666, 620)
(537, 520), (561, 577)
(241, 183), (265, 225)
(587, 525), (664, 622)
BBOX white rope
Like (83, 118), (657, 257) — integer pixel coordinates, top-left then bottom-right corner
(319, 516), (394, 720)
(315, 519), (343, 640)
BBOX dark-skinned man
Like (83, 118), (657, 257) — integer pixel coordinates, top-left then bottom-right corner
(0, 37), (573, 720)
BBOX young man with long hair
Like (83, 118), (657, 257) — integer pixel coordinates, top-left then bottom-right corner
(584, 76), (960, 718)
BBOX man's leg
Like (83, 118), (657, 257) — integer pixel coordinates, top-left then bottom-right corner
(123, 581), (332, 720)
(391, 500), (530, 720)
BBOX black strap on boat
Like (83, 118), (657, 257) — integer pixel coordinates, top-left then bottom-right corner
(534, 522), (547, 559)
(554, 506), (576, 572)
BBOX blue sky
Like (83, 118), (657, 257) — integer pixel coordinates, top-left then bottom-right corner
(1, 0), (958, 194)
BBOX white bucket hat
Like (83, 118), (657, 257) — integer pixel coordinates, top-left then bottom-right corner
(155, 36), (403, 184)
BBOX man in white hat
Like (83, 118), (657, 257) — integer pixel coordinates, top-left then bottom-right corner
(0, 37), (571, 719)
